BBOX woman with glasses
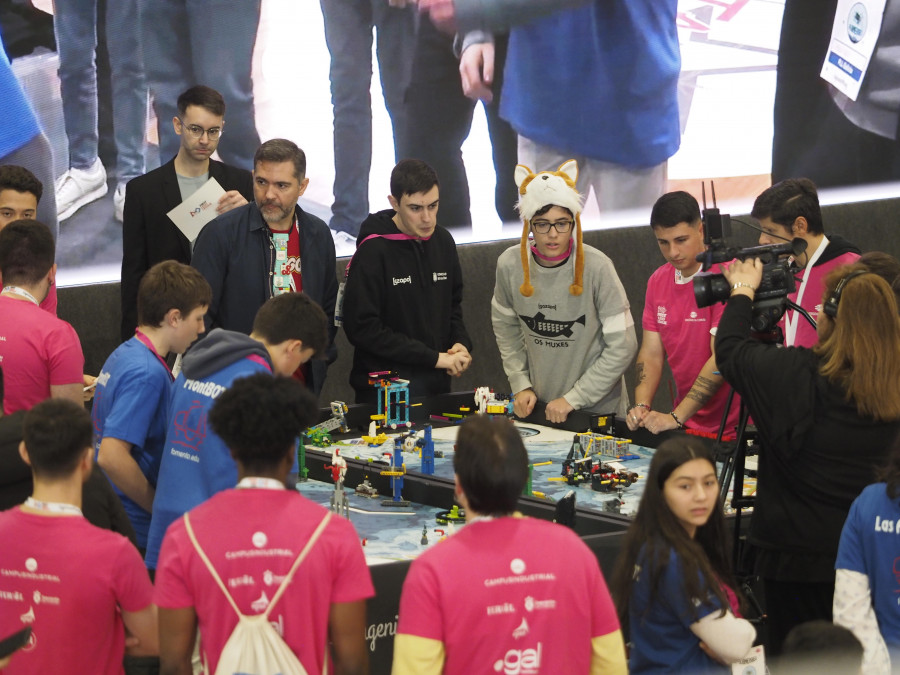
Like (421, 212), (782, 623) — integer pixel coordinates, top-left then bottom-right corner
(491, 160), (636, 424)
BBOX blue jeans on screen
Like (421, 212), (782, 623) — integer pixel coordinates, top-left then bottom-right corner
(54, 0), (147, 181)
(141, 0), (261, 170)
(319, 0), (414, 235)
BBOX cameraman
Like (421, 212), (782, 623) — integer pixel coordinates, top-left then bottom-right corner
(715, 259), (900, 656)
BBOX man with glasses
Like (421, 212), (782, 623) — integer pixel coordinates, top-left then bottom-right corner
(120, 86), (253, 341)
(491, 161), (636, 424)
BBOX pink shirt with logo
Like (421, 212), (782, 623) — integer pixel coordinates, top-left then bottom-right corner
(0, 295), (83, 414)
(785, 251), (860, 348)
(642, 263), (740, 435)
(154, 488), (373, 674)
(0, 509), (153, 675)
(397, 516), (620, 675)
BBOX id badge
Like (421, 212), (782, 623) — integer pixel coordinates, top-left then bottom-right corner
(731, 645), (765, 675)
(821, 0), (888, 101)
(334, 281), (346, 327)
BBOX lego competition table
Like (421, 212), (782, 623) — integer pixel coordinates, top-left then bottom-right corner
(294, 392), (724, 673)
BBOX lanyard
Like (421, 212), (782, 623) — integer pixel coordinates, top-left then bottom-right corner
(343, 232), (427, 279)
(1, 285), (39, 305)
(134, 329), (175, 381)
(271, 216), (299, 295)
(24, 497), (83, 516)
(784, 236), (829, 346)
(236, 477), (285, 490)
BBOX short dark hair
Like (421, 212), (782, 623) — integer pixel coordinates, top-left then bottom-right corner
(137, 261), (212, 327)
(454, 416), (528, 515)
(390, 159), (439, 201)
(650, 191), (701, 229)
(0, 219), (55, 285)
(0, 165), (42, 203)
(751, 177), (823, 235)
(254, 139), (306, 180)
(532, 204), (573, 219)
(779, 620), (863, 674)
(208, 373), (319, 474)
(23, 399), (93, 480)
(251, 293), (328, 357)
(177, 85), (226, 118)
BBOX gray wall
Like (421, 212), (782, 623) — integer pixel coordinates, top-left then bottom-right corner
(60, 196), (899, 410)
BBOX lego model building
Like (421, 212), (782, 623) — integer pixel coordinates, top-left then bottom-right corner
(369, 371), (412, 429)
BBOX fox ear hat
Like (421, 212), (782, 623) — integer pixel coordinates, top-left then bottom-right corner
(514, 159), (584, 297)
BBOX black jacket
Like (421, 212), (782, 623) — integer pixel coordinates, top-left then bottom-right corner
(191, 203), (338, 394)
(716, 294), (900, 582)
(342, 210), (471, 400)
(120, 157), (253, 341)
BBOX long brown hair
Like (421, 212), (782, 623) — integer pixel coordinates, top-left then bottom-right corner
(814, 263), (900, 421)
(612, 437), (737, 624)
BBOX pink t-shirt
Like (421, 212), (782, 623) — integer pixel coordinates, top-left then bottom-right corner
(785, 251), (860, 348)
(0, 509), (153, 675)
(0, 295), (83, 414)
(155, 488), (374, 674)
(642, 263), (740, 435)
(397, 516), (620, 675)
(0, 282), (56, 315)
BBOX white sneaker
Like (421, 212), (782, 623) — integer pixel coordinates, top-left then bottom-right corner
(55, 158), (107, 221)
(113, 184), (126, 222)
(331, 229), (357, 255)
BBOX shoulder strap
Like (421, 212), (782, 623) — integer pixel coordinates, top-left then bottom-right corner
(183, 511), (333, 620)
(184, 511), (242, 618)
(264, 513), (332, 618)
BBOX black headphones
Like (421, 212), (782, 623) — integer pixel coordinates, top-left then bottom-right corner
(823, 270), (869, 318)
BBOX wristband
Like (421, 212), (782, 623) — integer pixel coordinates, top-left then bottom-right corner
(670, 411), (685, 429)
(731, 282), (756, 292)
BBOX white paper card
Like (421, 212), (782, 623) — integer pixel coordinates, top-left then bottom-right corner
(166, 177), (226, 243)
(731, 645), (765, 675)
(821, 0), (888, 101)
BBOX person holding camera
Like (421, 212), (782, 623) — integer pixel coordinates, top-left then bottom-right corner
(715, 259), (900, 655)
(628, 191), (741, 437)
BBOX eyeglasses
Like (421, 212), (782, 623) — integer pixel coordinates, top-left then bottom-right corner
(531, 219), (573, 234)
(178, 118), (222, 140)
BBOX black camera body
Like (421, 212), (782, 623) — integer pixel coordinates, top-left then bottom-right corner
(690, 194), (806, 333)
(693, 246), (801, 333)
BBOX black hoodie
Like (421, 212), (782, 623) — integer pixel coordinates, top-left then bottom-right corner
(342, 209), (472, 400)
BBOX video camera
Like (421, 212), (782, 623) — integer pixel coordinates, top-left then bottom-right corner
(691, 183), (806, 333)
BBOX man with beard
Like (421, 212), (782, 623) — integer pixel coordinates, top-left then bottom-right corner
(191, 139), (338, 394)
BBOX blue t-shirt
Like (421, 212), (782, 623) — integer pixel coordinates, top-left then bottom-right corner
(501, 0), (680, 168)
(144, 355), (271, 569)
(629, 547), (726, 674)
(91, 337), (173, 548)
(836, 483), (900, 651)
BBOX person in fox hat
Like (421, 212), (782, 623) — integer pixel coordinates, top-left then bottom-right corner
(491, 159), (636, 423)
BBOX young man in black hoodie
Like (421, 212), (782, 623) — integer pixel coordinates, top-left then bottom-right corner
(143, 292), (328, 570)
(752, 178), (861, 348)
(342, 159), (473, 403)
